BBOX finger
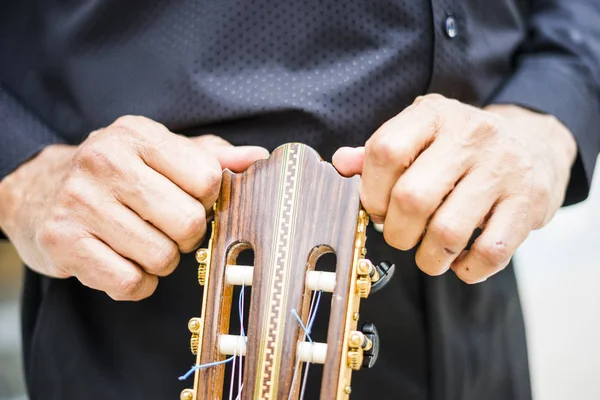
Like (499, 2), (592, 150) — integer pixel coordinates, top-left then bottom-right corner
(451, 197), (532, 284)
(91, 200), (180, 276)
(189, 135), (270, 173)
(331, 147), (365, 177)
(382, 133), (473, 251)
(70, 236), (159, 301)
(414, 167), (500, 276)
(113, 116), (223, 208)
(114, 159), (208, 253)
(361, 102), (440, 223)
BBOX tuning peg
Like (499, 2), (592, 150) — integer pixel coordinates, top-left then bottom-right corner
(188, 318), (202, 355)
(359, 321), (379, 369)
(195, 248), (210, 286)
(370, 261), (395, 294)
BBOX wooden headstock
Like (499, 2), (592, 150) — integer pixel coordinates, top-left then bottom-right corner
(181, 143), (387, 400)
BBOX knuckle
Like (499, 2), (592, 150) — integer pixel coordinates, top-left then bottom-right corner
(529, 182), (550, 206)
(179, 209), (207, 240)
(198, 159), (223, 201)
(206, 161), (223, 191)
(73, 141), (119, 173)
(416, 93), (446, 106)
(112, 115), (166, 139)
(475, 240), (511, 266)
(61, 177), (90, 207)
(392, 183), (431, 215)
(37, 220), (65, 249)
(149, 242), (180, 274)
(117, 270), (146, 299)
(365, 134), (409, 166)
(112, 115), (143, 129)
(429, 218), (465, 248)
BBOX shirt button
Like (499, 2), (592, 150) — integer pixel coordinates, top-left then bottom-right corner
(444, 15), (458, 38)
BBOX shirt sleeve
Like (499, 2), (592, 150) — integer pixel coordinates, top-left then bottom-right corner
(0, 83), (66, 181)
(0, 84), (65, 240)
(489, 0), (600, 206)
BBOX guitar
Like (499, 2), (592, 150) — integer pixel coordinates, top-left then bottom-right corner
(180, 143), (394, 399)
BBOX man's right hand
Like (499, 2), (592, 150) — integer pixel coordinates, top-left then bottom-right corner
(0, 115), (269, 300)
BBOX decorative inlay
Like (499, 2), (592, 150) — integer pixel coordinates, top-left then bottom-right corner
(255, 143), (304, 399)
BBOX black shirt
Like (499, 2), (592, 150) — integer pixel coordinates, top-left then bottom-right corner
(1, 1), (599, 399)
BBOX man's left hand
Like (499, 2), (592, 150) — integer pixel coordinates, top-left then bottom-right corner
(333, 94), (577, 283)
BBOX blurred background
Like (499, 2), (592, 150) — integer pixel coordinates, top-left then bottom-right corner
(1, 158), (599, 400)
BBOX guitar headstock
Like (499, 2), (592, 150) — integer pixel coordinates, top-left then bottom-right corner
(180, 143), (392, 400)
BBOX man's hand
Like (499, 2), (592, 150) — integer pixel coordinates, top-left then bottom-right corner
(333, 94), (577, 283)
(0, 115), (268, 300)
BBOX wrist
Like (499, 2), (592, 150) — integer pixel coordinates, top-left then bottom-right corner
(0, 144), (76, 235)
(0, 165), (19, 232)
(485, 104), (577, 173)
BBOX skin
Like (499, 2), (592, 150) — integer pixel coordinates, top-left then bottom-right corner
(0, 115), (269, 300)
(333, 94), (577, 284)
(0, 94), (578, 300)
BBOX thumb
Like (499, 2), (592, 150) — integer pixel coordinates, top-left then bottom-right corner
(190, 135), (270, 172)
(332, 146), (365, 177)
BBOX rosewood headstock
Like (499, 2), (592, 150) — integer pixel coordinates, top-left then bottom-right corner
(180, 143), (391, 400)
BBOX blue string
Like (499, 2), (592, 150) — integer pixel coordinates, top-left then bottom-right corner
(290, 309), (313, 343)
(291, 290), (323, 344)
(178, 285), (249, 382)
(178, 356), (235, 381)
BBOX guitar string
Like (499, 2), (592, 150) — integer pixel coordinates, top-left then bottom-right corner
(232, 284), (247, 399)
(236, 285), (246, 399)
(289, 290), (323, 400)
(228, 336), (238, 400)
(288, 291), (319, 400)
(299, 290), (323, 399)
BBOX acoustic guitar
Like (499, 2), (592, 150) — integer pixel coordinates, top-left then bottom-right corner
(180, 143), (394, 399)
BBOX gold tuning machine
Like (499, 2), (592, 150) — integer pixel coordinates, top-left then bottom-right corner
(195, 248), (210, 286)
(346, 330), (373, 371)
(188, 317), (202, 355)
(355, 259), (377, 298)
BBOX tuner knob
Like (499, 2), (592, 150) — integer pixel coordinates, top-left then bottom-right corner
(370, 261), (396, 294)
(359, 322), (380, 369)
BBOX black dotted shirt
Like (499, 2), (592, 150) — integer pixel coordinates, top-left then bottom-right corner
(1, 1), (599, 399)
